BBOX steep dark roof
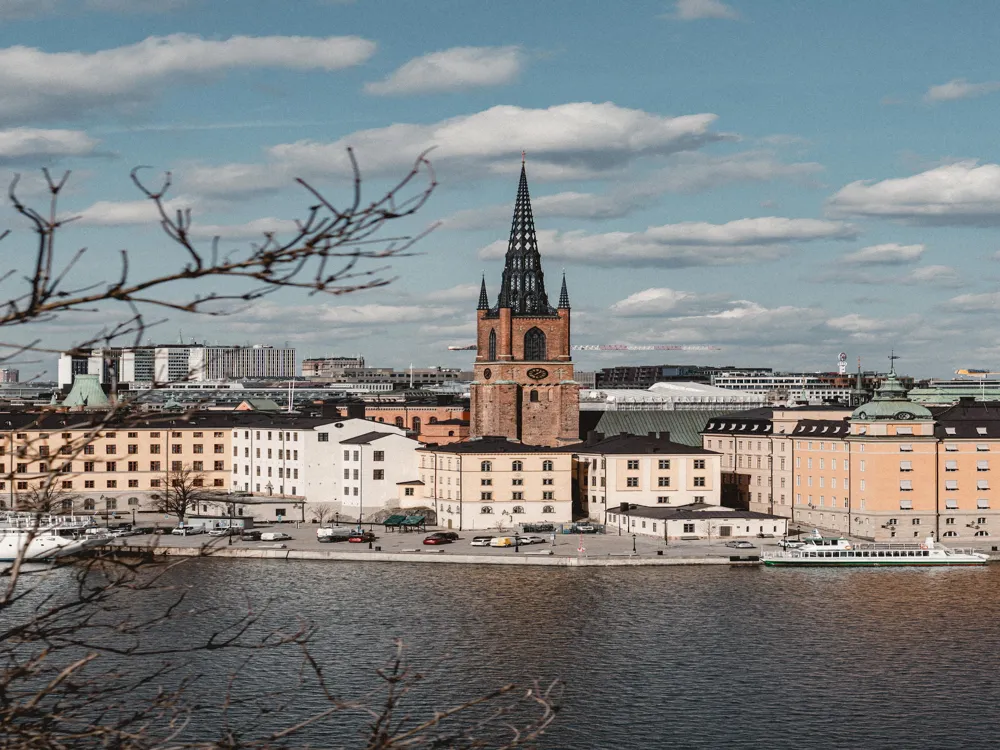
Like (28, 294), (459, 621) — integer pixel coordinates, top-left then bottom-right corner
(494, 162), (555, 316)
(340, 430), (399, 445)
(558, 273), (570, 309)
(477, 275), (489, 310)
(418, 436), (560, 454)
(792, 419), (850, 436)
(608, 504), (785, 521)
(573, 432), (716, 455)
(702, 416), (773, 434)
(932, 401), (1000, 438)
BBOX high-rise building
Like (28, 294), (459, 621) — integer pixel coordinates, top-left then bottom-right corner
(57, 344), (296, 388)
(301, 356), (365, 378)
(470, 160), (578, 447)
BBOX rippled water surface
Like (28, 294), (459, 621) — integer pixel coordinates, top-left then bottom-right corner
(76, 561), (1000, 747)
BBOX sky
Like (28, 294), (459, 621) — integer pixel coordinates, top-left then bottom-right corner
(4, 0), (1000, 380)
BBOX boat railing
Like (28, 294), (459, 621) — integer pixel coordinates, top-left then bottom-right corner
(0, 513), (99, 530)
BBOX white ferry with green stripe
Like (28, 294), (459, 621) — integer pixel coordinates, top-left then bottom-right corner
(764, 534), (988, 567)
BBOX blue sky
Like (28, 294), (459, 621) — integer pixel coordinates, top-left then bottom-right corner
(5, 0), (1000, 379)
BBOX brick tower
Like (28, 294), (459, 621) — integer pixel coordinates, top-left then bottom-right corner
(470, 160), (578, 446)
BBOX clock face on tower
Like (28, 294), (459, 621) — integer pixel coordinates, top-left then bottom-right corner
(484, 368), (492, 380)
(526, 367), (549, 380)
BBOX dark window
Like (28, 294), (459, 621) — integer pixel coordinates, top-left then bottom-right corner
(488, 328), (497, 361)
(317, 433), (329, 442)
(530, 389), (539, 402)
(524, 327), (546, 361)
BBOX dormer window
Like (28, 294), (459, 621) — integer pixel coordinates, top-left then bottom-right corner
(978, 427), (988, 435)
(945, 427), (957, 435)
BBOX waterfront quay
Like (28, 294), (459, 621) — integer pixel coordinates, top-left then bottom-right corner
(104, 524), (770, 567)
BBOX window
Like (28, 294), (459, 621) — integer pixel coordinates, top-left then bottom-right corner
(945, 427), (956, 435)
(693, 459), (706, 470)
(512, 504), (525, 513)
(542, 492), (554, 500)
(150, 444), (160, 454)
(192, 461), (203, 472)
(512, 460), (523, 472)
(541, 505), (555, 513)
(543, 477), (554, 485)
(945, 499), (958, 509)
(657, 477), (670, 487)
(542, 460), (553, 472)
(693, 477), (706, 487)
(524, 327), (546, 360)
(896, 426), (913, 435)
(488, 328), (497, 360)
(657, 496), (669, 504)
(480, 501), (493, 510)
(683, 523), (695, 533)
(404, 487), (414, 496)
(61, 481), (72, 489)
(84, 445), (95, 455)
(899, 499), (913, 510)
(978, 444), (990, 452)
(899, 480), (912, 491)
(529, 390), (539, 403)
(214, 479), (224, 487)
(373, 470), (384, 480)
(979, 460), (990, 471)
(626, 477), (639, 487)
(214, 444), (224, 454)
(945, 444), (958, 452)
(373, 451), (384, 462)
(150, 461), (161, 471)
(344, 469), (350, 480)
(344, 450), (350, 461)
(83, 461), (94, 472)
(899, 443), (913, 452)
(171, 445), (182, 455)
(658, 459), (670, 470)
(978, 515), (988, 523)
(83, 481), (94, 490)
(512, 478), (523, 486)
(171, 461), (183, 472)
(945, 460), (958, 471)
(317, 433), (329, 442)
(627, 460), (639, 470)
(481, 461), (492, 472)
(945, 480), (958, 490)
(900, 461), (912, 471)
(128, 461), (138, 472)
(978, 479), (990, 490)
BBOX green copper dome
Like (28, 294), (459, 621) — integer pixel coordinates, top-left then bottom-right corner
(850, 370), (931, 421)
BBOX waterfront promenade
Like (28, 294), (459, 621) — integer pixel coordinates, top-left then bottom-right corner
(104, 522), (769, 566)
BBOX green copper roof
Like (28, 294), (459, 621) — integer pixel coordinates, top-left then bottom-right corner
(62, 374), (109, 409)
(850, 369), (931, 421)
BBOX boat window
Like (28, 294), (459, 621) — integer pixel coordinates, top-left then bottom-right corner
(923, 551), (929, 556)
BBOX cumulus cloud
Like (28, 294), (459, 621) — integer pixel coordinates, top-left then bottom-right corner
(188, 218), (301, 240)
(924, 78), (1000, 103)
(0, 128), (99, 162)
(900, 265), (963, 287)
(944, 291), (1000, 313)
(668, 0), (739, 20)
(827, 161), (1000, 225)
(841, 243), (925, 266)
(478, 217), (857, 268)
(0, 34), (376, 124)
(609, 288), (728, 317)
(365, 46), (524, 96)
(73, 196), (191, 226)
(181, 102), (730, 197)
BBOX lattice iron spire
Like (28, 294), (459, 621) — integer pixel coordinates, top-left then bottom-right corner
(477, 274), (489, 310)
(497, 160), (552, 315)
(558, 271), (570, 309)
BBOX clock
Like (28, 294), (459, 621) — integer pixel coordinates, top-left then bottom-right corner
(483, 368), (492, 379)
(526, 367), (549, 380)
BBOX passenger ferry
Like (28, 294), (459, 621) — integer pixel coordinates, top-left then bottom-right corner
(0, 513), (105, 563)
(764, 533), (989, 567)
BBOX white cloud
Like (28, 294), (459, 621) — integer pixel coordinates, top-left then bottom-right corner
(944, 291), (1000, 313)
(181, 102), (730, 197)
(924, 78), (1000, 103)
(74, 196), (191, 226)
(827, 161), (1000, 225)
(900, 265), (963, 287)
(365, 46), (524, 96)
(478, 217), (857, 268)
(424, 283), (482, 304)
(0, 34), (376, 124)
(0, 128), (99, 162)
(841, 243), (924, 266)
(669, 0), (739, 20)
(188, 218), (301, 240)
(609, 288), (727, 317)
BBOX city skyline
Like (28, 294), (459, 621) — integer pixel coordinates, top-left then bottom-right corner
(4, 1), (1000, 379)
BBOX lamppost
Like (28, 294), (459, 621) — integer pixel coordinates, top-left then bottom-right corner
(131, 507), (135, 528)
(102, 495), (108, 529)
(632, 533), (637, 555)
(228, 500), (235, 546)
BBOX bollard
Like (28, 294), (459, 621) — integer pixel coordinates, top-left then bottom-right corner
(657, 550), (663, 556)
(375, 546), (381, 552)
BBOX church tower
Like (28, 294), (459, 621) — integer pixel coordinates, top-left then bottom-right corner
(470, 160), (578, 446)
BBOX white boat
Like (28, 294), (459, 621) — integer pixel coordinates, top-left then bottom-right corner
(763, 533), (989, 567)
(0, 513), (106, 563)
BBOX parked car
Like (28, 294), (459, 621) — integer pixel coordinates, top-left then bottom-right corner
(240, 530), (262, 542)
(572, 524), (598, 534)
(520, 535), (545, 545)
(490, 537), (515, 547)
(778, 539), (803, 549)
(436, 531), (459, 540)
(260, 532), (291, 542)
(423, 533), (453, 546)
(171, 525), (204, 536)
(208, 528), (238, 537)
(470, 536), (495, 547)
(348, 531), (376, 543)
(724, 540), (756, 549)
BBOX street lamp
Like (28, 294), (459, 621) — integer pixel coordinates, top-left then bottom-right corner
(632, 533), (637, 555)
(102, 495), (108, 529)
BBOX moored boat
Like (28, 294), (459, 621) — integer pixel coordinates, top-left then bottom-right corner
(0, 513), (106, 563)
(763, 534), (988, 567)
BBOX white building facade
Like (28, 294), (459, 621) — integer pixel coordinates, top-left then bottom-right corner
(339, 431), (421, 521)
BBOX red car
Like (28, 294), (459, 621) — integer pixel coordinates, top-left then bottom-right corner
(423, 533), (454, 545)
(348, 531), (376, 543)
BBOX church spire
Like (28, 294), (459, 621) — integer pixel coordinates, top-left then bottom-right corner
(558, 271), (570, 309)
(477, 274), (489, 310)
(497, 159), (552, 315)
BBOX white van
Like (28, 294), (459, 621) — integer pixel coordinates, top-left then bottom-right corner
(490, 536), (514, 548)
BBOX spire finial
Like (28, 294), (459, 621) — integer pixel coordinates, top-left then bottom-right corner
(521, 149), (525, 164)
(888, 350), (899, 375)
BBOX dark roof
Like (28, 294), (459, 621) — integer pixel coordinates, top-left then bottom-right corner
(418, 436), (561, 454)
(608, 504), (785, 521)
(932, 401), (1000, 438)
(572, 432), (716, 455)
(0, 411), (342, 432)
(702, 416), (773, 434)
(428, 419), (469, 426)
(396, 480), (425, 485)
(340, 430), (397, 445)
(792, 419), (849, 436)
(593, 409), (736, 447)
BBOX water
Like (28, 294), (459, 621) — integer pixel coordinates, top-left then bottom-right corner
(15, 560), (1000, 747)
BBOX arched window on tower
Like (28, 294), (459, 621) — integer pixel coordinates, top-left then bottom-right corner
(412, 417), (421, 434)
(488, 329), (497, 361)
(524, 327), (546, 361)
(395, 417), (404, 428)
(530, 390), (539, 402)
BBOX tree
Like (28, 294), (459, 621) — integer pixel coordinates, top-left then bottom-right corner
(0, 156), (562, 747)
(310, 502), (335, 525)
(151, 464), (212, 525)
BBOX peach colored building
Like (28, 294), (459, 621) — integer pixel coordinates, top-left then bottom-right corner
(364, 403), (470, 441)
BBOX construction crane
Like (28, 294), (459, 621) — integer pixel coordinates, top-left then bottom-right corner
(955, 369), (1000, 378)
(447, 343), (721, 352)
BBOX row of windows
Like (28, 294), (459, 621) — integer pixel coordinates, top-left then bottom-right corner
(2, 478), (226, 491)
(5, 442), (226, 457)
(238, 465), (300, 478)
(480, 504), (556, 514)
(480, 460), (554, 472)
(340, 469), (385, 480)
(623, 459), (705, 470)
(237, 431), (300, 441)
(3, 460), (226, 473)
(625, 476), (706, 487)
(10, 431), (225, 441)
(237, 447), (301, 460)
(481, 478), (554, 486)
(480, 492), (555, 501)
